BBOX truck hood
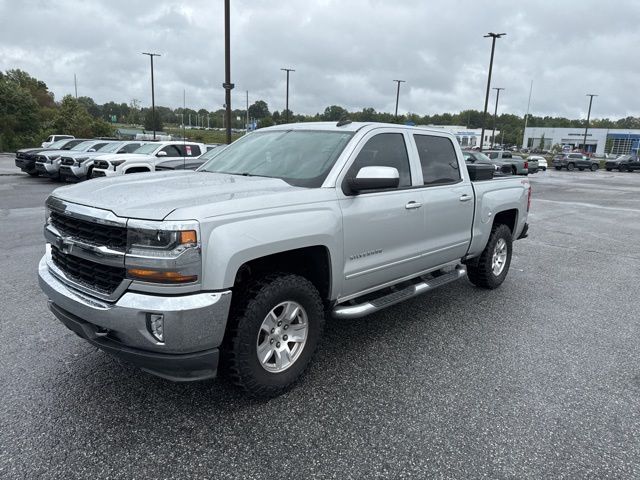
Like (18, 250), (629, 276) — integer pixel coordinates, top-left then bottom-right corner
(50, 171), (307, 220)
(94, 153), (152, 163)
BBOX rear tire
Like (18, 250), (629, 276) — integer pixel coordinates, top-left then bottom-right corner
(223, 273), (325, 398)
(555, 166), (562, 170)
(590, 163), (598, 171)
(466, 224), (513, 290)
(606, 168), (612, 171)
(567, 163), (575, 171)
(511, 166), (517, 175)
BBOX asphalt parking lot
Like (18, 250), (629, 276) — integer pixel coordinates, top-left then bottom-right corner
(1, 156), (639, 479)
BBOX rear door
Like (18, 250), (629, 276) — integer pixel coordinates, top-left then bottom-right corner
(411, 133), (474, 266)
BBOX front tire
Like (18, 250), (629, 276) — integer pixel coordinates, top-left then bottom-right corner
(224, 273), (325, 397)
(555, 166), (562, 170)
(466, 224), (513, 289)
(590, 163), (598, 171)
(567, 163), (575, 171)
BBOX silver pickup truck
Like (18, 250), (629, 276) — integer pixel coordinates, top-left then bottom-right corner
(38, 122), (531, 397)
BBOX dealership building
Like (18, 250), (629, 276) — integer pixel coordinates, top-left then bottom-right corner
(422, 125), (499, 149)
(523, 127), (640, 155)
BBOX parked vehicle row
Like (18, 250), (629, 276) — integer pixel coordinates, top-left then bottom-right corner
(15, 137), (224, 182)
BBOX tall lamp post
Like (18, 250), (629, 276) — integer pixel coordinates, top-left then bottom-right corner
(142, 52), (161, 139)
(222, 0), (234, 144)
(281, 68), (295, 123)
(491, 87), (505, 148)
(582, 94), (597, 154)
(393, 79), (406, 120)
(479, 32), (506, 151)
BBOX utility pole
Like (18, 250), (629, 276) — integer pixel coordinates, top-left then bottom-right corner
(141, 52), (161, 139)
(222, 0), (234, 144)
(281, 68), (295, 123)
(74, 73), (78, 99)
(393, 79), (406, 120)
(583, 94), (597, 154)
(522, 80), (533, 148)
(246, 90), (249, 131)
(479, 32), (506, 151)
(491, 87), (505, 148)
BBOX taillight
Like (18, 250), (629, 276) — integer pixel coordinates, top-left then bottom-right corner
(527, 185), (532, 212)
(524, 161), (529, 169)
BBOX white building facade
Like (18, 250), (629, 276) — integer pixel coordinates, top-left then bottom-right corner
(523, 127), (640, 155)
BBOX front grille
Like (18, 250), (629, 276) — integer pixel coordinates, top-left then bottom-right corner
(50, 211), (127, 250)
(94, 160), (109, 169)
(61, 157), (74, 166)
(51, 246), (125, 294)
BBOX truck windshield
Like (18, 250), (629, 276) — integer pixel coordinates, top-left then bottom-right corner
(199, 130), (353, 187)
(96, 142), (125, 153)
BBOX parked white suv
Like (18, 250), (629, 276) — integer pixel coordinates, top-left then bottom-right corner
(90, 141), (206, 178)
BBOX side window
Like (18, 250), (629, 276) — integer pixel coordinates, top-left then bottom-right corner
(488, 152), (498, 159)
(160, 145), (181, 157)
(93, 143), (108, 150)
(413, 135), (461, 186)
(347, 133), (411, 188)
(503, 152), (512, 158)
(179, 144), (201, 157)
(121, 143), (141, 153)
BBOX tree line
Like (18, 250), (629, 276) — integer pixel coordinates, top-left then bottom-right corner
(2, 68), (640, 151)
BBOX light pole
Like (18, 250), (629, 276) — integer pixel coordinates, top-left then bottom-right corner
(491, 87), (504, 148)
(522, 79), (533, 148)
(583, 94), (597, 154)
(222, 0), (234, 144)
(393, 79), (406, 120)
(281, 68), (295, 123)
(141, 52), (161, 139)
(479, 32), (506, 151)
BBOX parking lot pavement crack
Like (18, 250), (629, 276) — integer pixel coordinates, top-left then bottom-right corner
(526, 238), (640, 261)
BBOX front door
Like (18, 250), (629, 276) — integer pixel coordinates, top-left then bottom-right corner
(338, 131), (425, 299)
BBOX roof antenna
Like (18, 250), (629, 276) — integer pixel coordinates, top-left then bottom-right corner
(336, 117), (352, 127)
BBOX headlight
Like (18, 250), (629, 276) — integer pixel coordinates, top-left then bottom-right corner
(44, 204), (51, 225)
(76, 156), (89, 164)
(125, 220), (201, 284)
(127, 228), (197, 252)
(111, 159), (127, 167)
(50, 155), (61, 162)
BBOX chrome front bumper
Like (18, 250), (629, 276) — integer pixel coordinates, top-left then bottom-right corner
(38, 254), (232, 379)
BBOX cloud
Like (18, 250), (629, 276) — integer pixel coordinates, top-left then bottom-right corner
(1, 0), (639, 119)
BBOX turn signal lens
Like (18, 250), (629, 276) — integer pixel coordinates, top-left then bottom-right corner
(127, 268), (197, 283)
(179, 230), (197, 245)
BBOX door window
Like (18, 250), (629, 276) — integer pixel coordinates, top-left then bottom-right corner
(179, 144), (201, 157)
(159, 145), (181, 157)
(413, 135), (461, 186)
(346, 133), (411, 188)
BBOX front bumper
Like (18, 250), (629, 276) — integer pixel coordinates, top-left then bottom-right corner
(59, 165), (86, 181)
(38, 254), (232, 381)
(36, 162), (59, 178)
(15, 158), (36, 171)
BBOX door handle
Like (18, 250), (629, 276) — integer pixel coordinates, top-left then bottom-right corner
(459, 194), (472, 202)
(405, 201), (423, 209)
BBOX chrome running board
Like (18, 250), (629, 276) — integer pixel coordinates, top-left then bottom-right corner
(332, 265), (466, 319)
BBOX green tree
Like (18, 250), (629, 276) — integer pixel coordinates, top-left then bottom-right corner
(0, 73), (41, 150)
(248, 100), (270, 119)
(52, 95), (113, 138)
(322, 105), (348, 121)
(77, 96), (101, 118)
(143, 108), (164, 131)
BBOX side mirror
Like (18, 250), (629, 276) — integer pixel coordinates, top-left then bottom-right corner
(346, 166), (399, 194)
(156, 151), (168, 157)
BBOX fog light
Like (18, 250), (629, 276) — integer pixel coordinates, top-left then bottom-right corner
(147, 313), (165, 342)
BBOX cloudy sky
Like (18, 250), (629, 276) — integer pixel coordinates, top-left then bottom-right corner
(1, 0), (639, 119)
